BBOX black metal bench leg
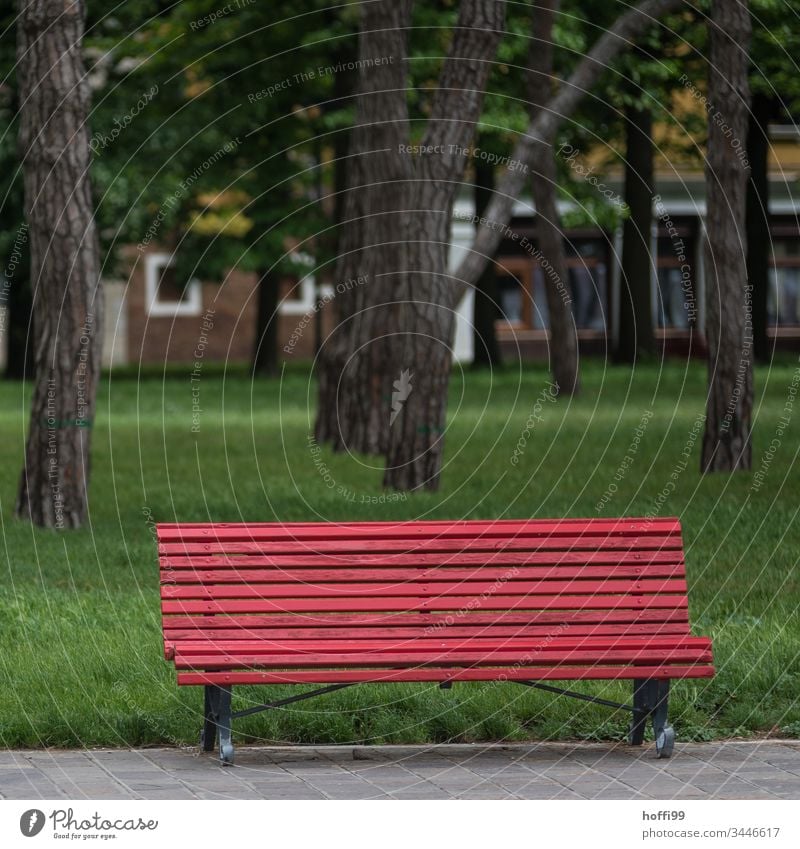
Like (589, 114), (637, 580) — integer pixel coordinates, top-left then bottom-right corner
(628, 679), (675, 758)
(651, 680), (675, 759)
(200, 686), (217, 752)
(216, 685), (235, 766)
(628, 679), (649, 746)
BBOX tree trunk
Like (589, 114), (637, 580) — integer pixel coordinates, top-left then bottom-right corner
(15, 0), (103, 528)
(528, 0), (579, 396)
(471, 157), (501, 369)
(617, 102), (655, 363)
(701, 0), (752, 473)
(251, 269), (279, 378)
(315, 0), (506, 491)
(746, 91), (772, 364)
(3, 237), (34, 380)
(314, 0), (414, 456)
(383, 0), (507, 490)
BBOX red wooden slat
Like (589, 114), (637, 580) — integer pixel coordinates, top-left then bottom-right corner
(160, 550), (685, 570)
(162, 608), (690, 630)
(160, 564), (686, 585)
(175, 648), (712, 670)
(159, 535), (683, 556)
(162, 594), (689, 615)
(177, 664), (715, 685)
(173, 634), (710, 652)
(164, 623), (690, 643)
(157, 518), (680, 543)
(160, 578), (687, 600)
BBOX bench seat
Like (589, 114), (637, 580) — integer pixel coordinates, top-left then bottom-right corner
(158, 517), (713, 763)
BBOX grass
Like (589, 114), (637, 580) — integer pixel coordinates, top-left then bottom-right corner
(1, 358), (799, 749)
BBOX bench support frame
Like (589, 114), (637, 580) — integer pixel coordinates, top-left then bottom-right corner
(201, 685), (234, 765)
(199, 677), (674, 766)
(629, 679), (674, 758)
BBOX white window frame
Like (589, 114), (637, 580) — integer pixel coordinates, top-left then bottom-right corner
(145, 252), (202, 317)
(279, 251), (319, 315)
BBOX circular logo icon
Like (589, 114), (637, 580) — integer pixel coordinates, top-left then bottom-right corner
(19, 809), (45, 837)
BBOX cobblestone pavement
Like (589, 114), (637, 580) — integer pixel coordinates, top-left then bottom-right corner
(1, 741), (798, 800)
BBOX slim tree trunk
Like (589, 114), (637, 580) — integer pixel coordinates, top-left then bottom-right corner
(451, 0), (683, 305)
(617, 103), (655, 363)
(251, 269), (279, 378)
(471, 157), (501, 369)
(701, 0), (752, 473)
(528, 0), (579, 396)
(15, 0), (103, 528)
(746, 91), (772, 364)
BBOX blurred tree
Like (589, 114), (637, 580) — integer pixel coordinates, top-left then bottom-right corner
(15, 0), (103, 528)
(86, 0), (353, 375)
(316, 0), (507, 490)
(527, 0), (578, 395)
(471, 156), (501, 370)
(0, 2), (32, 379)
(701, 0), (752, 472)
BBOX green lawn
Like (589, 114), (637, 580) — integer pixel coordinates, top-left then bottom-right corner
(1, 359), (799, 748)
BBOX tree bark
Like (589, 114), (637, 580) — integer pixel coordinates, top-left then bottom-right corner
(15, 0), (103, 528)
(314, 0), (414, 456)
(451, 0), (683, 306)
(315, 0), (506, 490)
(701, 0), (752, 473)
(527, 0), (579, 396)
(746, 91), (772, 364)
(382, 0), (507, 490)
(471, 157), (501, 369)
(3, 243), (34, 380)
(251, 269), (279, 378)
(617, 102), (655, 363)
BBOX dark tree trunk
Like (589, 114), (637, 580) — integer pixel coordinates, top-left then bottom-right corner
(617, 103), (655, 363)
(15, 0), (103, 528)
(315, 0), (506, 491)
(471, 157), (501, 369)
(3, 233), (34, 380)
(314, 0), (414, 456)
(746, 91), (773, 364)
(527, 0), (579, 396)
(383, 0), (507, 490)
(701, 0), (752, 473)
(251, 269), (279, 378)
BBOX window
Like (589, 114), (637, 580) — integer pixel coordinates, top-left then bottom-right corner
(145, 253), (202, 317)
(565, 239), (608, 332)
(769, 238), (800, 327)
(656, 221), (698, 330)
(495, 259), (532, 327)
(494, 234), (610, 334)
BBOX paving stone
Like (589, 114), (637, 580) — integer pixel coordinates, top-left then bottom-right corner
(0, 742), (797, 799)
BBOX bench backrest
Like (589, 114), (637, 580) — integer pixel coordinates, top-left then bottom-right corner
(158, 517), (692, 659)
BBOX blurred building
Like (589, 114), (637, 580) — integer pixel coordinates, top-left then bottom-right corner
(76, 122), (799, 369)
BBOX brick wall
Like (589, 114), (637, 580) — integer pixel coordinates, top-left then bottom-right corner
(124, 248), (326, 365)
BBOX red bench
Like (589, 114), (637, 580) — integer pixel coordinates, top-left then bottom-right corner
(157, 517), (713, 764)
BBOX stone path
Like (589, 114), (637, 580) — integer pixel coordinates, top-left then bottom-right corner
(1, 741), (798, 800)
